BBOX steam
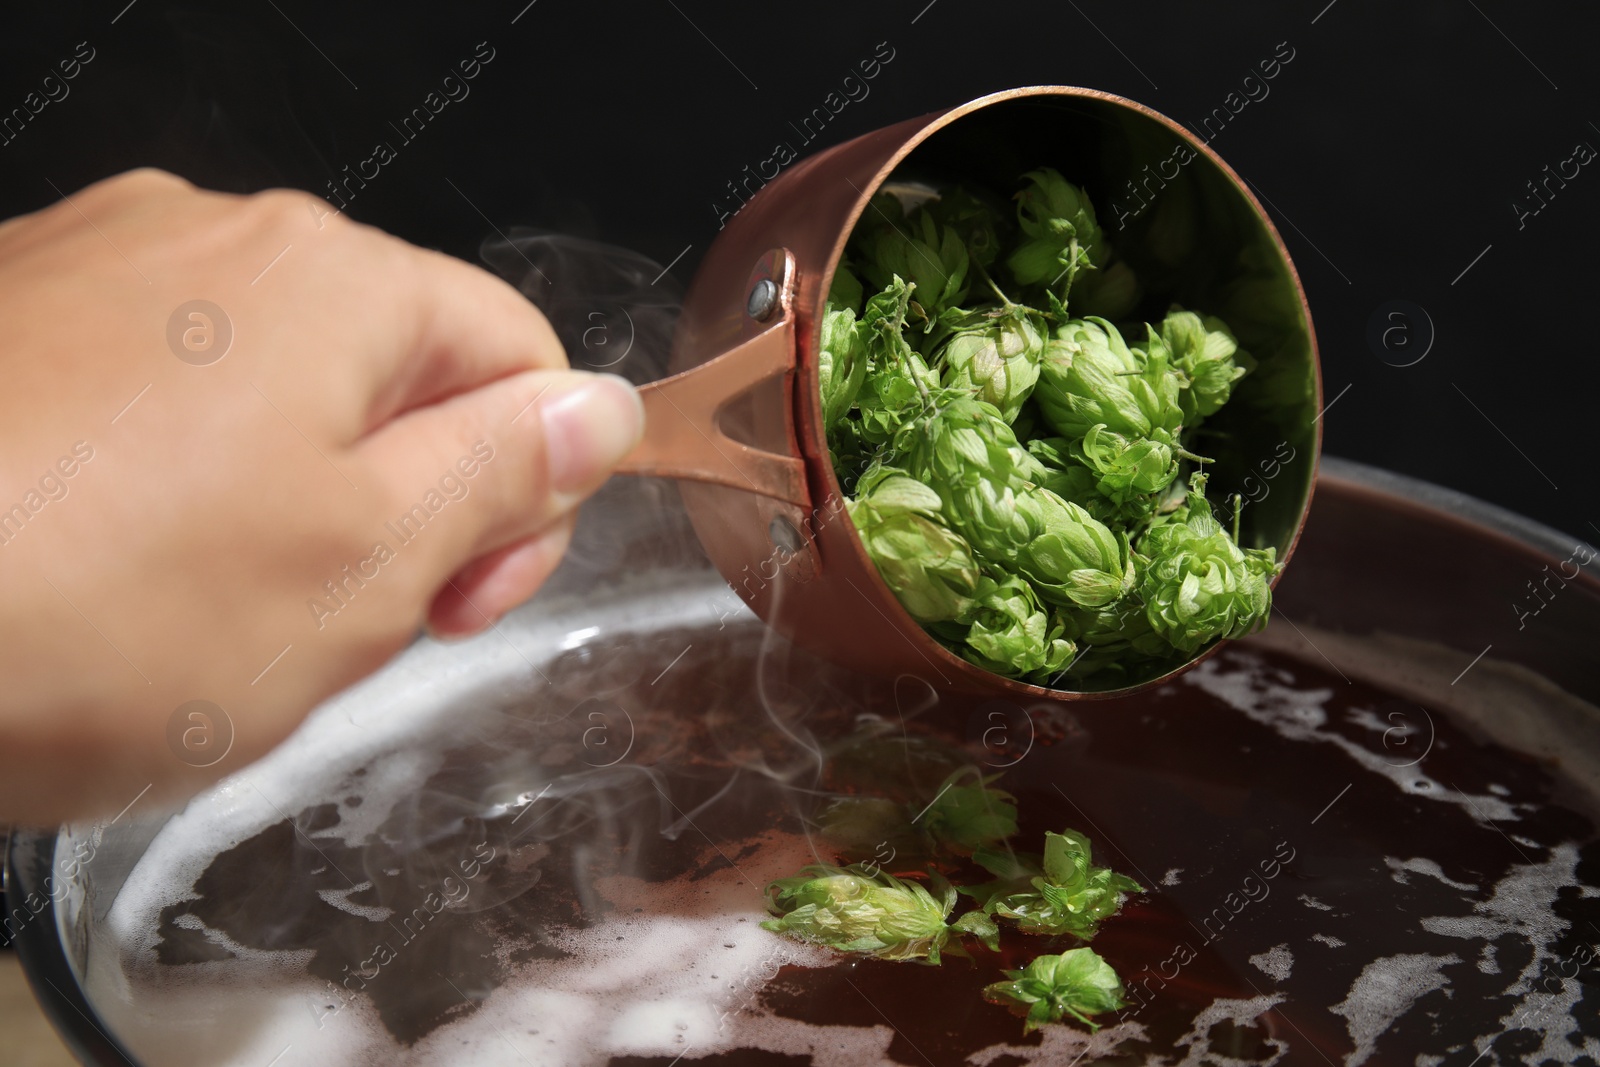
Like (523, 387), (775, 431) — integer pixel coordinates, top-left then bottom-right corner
(479, 229), (870, 812)
(81, 231), (997, 1066)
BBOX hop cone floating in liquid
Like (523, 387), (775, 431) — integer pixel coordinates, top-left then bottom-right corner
(983, 948), (1129, 1033)
(762, 865), (998, 964)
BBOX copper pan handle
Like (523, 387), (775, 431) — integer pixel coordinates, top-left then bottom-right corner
(614, 250), (810, 509)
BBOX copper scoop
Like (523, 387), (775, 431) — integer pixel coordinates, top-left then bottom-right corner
(614, 86), (1323, 700)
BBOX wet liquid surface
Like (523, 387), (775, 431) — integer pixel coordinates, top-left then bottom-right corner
(104, 620), (1600, 1067)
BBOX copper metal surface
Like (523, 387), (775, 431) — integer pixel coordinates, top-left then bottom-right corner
(621, 85), (1324, 698)
(615, 250), (807, 507)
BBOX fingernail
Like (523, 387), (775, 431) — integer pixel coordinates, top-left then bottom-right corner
(538, 373), (644, 494)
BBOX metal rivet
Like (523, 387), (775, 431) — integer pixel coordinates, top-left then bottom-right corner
(768, 515), (803, 554)
(747, 278), (778, 321)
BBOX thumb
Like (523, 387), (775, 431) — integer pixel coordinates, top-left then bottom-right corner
(357, 367), (643, 615)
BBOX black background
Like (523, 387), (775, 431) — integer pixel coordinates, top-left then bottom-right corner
(2, 0), (1595, 542)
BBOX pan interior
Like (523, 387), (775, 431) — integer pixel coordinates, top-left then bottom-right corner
(38, 483), (1600, 1066)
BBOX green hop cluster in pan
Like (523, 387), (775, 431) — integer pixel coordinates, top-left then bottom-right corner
(761, 733), (1144, 1034)
(819, 167), (1281, 686)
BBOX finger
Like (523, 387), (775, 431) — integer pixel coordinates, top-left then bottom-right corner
(356, 367), (641, 591)
(425, 516), (577, 637)
(363, 243), (569, 430)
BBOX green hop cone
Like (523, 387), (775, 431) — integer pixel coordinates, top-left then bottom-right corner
(919, 769), (1019, 854)
(983, 948), (1129, 1033)
(926, 186), (1009, 268)
(849, 468), (981, 624)
(1006, 168), (1106, 292)
(1135, 477), (1279, 653)
(762, 864), (998, 964)
(1036, 317), (1184, 443)
(965, 830), (1143, 940)
(1026, 437), (1114, 523)
(818, 795), (932, 869)
(935, 573), (1076, 681)
(855, 277), (944, 446)
(1069, 423), (1182, 524)
(901, 396), (1046, 561)
(828, 263), (865, 315)
(818, 303), (869, 429)
(1014, 489), (1133, 609)
(1055, 597), (1174, 682)
(1071, 259), (1142, 321)
(1146, 308), (1254, 424)
(936, 305), (1047, 423)
(858, 207), (972, 321)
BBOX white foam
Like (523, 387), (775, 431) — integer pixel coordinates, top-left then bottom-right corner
(1383, 857), (1477, 892)
(1329, 953), (1459, 1067)
(1249, 944), (1293, 982)
(1168, 994), (1289, 1067)
(395, 836), (840, 1067)
(1419, 843), (1600, 1065)
(1186, 652), (1518, 822)
(1298, 894), (1333, 912)
(968, 1019), (1150, 1066)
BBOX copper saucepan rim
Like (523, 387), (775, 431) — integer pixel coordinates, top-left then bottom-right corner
(800, 85), (1325, 699)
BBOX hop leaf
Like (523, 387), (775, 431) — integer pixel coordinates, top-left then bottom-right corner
(983, 948), (1129, 1033)
(854, 277), (945, 446)
(1135, 476), (1279, 653)
(936, 305), (1047, 423)
(762, 865), (996, 963)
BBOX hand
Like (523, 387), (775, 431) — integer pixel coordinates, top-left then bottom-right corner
(0, 169), (643, 825)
